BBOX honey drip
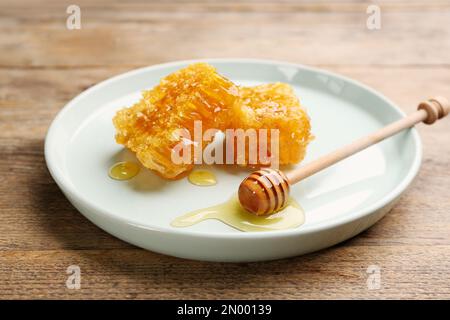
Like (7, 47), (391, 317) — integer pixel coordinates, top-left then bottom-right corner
(188, 170), (217, 186)
(109, 161), (140, 180)
(171, 196), (305, 232)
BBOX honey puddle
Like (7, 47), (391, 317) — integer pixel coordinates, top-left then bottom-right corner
(188, 170), (217, 186)
(108, 163), (304, 232)
(109, 161), (140, 180)
(171, 195), (305, 232)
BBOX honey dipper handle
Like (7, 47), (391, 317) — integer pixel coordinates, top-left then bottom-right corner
(286, 96), (450, 185)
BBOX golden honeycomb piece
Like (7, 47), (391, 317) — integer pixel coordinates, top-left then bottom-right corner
(113, 63), (239, 179)
(231, 83), (312, 166)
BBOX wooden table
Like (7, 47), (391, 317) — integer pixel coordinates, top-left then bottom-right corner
(1, 0), (449, 299)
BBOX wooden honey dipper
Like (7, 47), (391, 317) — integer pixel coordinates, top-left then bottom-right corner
(238, 96), (450, 215)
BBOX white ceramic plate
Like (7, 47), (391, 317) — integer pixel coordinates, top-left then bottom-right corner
(45, 59), (421, 262)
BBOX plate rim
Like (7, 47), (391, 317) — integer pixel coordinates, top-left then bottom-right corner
(44, 58), (422, 240)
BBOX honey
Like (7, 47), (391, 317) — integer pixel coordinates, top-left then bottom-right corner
(188, 170), (217, 186)
(113, 63), (239, 179)
(171, 195), (305, 232)
(232, 83), (312, 165)
(113, 63), (312, 179)
(109, 161), (140, 180)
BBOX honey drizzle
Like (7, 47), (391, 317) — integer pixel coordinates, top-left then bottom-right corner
(171, 195), (305, 232)
(109, 161), (140, 180)
(188, 170), (217, 186)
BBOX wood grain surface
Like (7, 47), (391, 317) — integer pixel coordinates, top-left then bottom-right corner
(0, 0), (449, 299)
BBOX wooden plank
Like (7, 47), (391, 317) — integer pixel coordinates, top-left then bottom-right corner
(1, 0), (450, 299)
(0, 1), (449, 67)
(1, 246), (449, 299)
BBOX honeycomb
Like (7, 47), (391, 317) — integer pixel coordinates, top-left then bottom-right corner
(113, 63), (239, 179)
(113, 63), (312, 179)
(230, 83), (312, 166)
